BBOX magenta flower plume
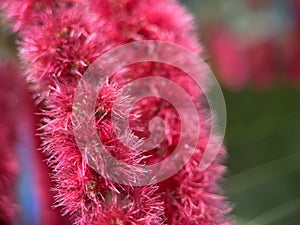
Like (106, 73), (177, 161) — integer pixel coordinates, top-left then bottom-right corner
(1, 0), (231, 224)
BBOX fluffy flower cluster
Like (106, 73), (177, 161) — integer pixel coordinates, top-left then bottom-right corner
(1, 0), (231, 224)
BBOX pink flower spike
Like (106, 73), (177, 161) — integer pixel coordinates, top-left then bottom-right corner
(1, 0), (231, 224)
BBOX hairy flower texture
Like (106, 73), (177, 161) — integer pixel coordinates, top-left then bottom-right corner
(121, 63), (231, 224)
(1, 0), (231, 224)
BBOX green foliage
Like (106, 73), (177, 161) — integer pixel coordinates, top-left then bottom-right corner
(224, 86), (300, 224)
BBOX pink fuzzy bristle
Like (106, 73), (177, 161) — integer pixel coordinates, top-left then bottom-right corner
(1, 0), (231, 224)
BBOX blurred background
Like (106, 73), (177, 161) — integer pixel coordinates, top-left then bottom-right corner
(181, 0), (300, 224)
(1, 0), (300, 224)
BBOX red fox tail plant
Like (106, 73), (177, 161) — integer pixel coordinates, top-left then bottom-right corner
(1, 0), (231, 224)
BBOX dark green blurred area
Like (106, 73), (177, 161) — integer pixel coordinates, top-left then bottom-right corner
(224, 86), (300, 224)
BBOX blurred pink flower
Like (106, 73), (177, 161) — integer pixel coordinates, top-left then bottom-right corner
(207, 27), (276, 90)
(284, 0), (300, 84)
(207, 27), (249, 90)
(0, 62), (72, 225)
(0, 63), (20, 225)
(246, 41), (276, 87)
(205, 0), (300, 90)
